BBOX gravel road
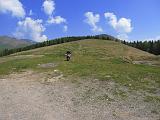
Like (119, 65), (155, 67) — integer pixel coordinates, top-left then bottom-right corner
(0, 71), (159, 120)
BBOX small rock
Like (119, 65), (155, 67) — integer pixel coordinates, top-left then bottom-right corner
(105, 75), (111, 78)
(38, 63), (57, 68)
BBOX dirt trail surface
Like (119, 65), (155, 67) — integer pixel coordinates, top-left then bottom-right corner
(0, 71), (159, 120)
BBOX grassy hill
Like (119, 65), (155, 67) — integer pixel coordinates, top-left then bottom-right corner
(0, 39), (159, 119)
(0, 39), (159, 89)
(0, 36), (34, 51)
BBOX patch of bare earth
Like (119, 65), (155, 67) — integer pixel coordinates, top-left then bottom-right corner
(38, 63), (57, 68)
(0, 71), (159, 120)
(133, 60), (160, 67)
(0, 55), (44, 64)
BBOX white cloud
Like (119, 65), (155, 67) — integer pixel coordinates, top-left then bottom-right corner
(0, 0), (25, 18)
(29, 10), (33, 16)
(104, 13), (117, 29)
(63, 25), (68, 32)
(139, 35), (160, 41)
(155, 36), (160, 40)
(47, 16), (66, 24)
(84, 12), (103, 32)
(116, 18), (132, 33)
(104, 12), (133, 40)
(117, 34), (129, 40)
(42, 0), (68, 32)
(14, 17), (47, 42)
(43, 0), (55, 16)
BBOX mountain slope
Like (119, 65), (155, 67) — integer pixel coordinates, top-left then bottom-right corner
(0, 39), (159, 88)
(0, 39), (159, 120)
(0, 36), (34, 51)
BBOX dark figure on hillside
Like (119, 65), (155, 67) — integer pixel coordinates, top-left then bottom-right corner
(65, 51), (72, 61)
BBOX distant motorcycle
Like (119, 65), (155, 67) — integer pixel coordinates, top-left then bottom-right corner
(65, 51), (72, 61)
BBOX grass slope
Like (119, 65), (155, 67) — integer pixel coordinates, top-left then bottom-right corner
(0, 39), (159, 92)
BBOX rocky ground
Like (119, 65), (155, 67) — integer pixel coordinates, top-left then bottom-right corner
(0, 70), (159, 120)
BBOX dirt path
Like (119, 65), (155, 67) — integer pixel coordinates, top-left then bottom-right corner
(0, 71), (76, 120)
(0, 71), (159, 120)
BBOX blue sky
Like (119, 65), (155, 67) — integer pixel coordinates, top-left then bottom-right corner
(0, 0), (160, 42)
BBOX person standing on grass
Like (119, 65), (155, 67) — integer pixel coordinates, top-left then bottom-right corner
(65, 51), (72, 61)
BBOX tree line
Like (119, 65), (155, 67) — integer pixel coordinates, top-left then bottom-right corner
(0, 35), (116, 57)
(1, 35), (159, 57)
(122, 40), (160, 55)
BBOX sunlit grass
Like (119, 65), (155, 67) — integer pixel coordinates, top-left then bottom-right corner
(0, 39), (159, 92)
